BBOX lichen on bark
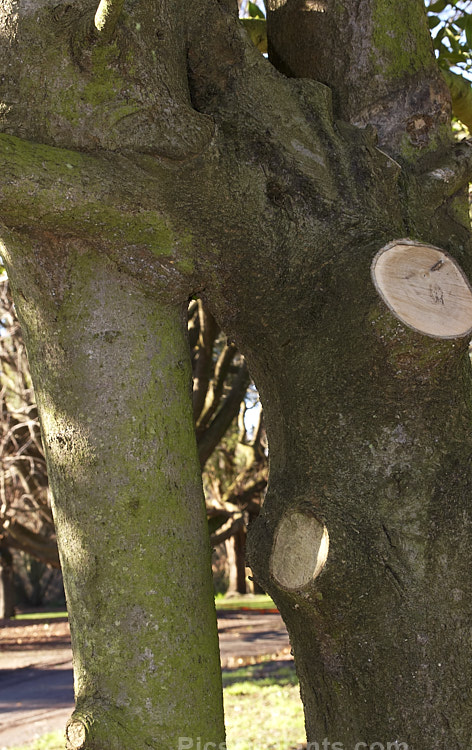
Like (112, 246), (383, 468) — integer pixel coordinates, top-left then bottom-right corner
(3, 243), (225, 748)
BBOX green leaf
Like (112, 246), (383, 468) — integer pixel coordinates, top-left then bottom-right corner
(432, 25), (446, 47)
(442, 49), (469, 64)
(465, 14), (472, 50)
(427, 0), (449, 12)
(445, 27), (461, 51)
(428, 14), (441, 29)
(248, 1), (265, 19)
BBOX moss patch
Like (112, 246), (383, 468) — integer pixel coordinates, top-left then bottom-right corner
(371, 0), (435, 79)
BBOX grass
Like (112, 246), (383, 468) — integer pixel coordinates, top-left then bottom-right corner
(223, 661), (305, 749)
(12, 594), (277, 620)
(215, 594), (277, 611)
(11, 595), (277, 621)
(7, 732), (64, 750)
(7, 661), (305, 750)
(12, 611), (67, 621)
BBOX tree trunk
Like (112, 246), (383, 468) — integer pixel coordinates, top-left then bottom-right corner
(246, 263), (472, 748)
(0, 544), (15, 619)
(2, 240), (225, 747)
(2, 0), (472, 747)
(234, 526), (247, 595)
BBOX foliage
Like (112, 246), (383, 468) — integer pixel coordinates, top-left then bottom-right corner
(427, 0), (472, 72)
(247, 1), (265, 19)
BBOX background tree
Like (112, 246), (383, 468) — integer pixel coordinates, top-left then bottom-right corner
(190, 297), (268, 592)
(1, 276), (59, 565)
(1, 0), (472, 748)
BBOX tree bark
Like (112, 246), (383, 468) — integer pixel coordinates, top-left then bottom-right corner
(1, 236), (225, 747)
(265, 0), (451, 155)
(0, 543), (15, 619)
(234, 525), (247, 595)
(246, 270), (472, 748)
(2, 0), (472, 747)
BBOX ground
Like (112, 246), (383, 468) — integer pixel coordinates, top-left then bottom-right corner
(0, 609), (300, 749)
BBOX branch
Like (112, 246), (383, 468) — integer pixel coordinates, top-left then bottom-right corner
(197, 342), (238, 431)
(188, 3), (337, 194)
(251, 406), (265, 453)
(2, 519), (60, 567)
(371, 239), (472, 339)
(0, 136), (148, 233)
(211, 515), (244, 546)
(197, 361), (250, 467)
(263, 0), (450, 157)
(3, 0), (215, 159)
(221, 476), (267, 508)
(192, 302), (220, 422)
(421, 139), (472, 203)
(0, 135), (197, 297)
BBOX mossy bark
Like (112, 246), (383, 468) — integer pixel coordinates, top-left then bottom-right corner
(246, 256), (472, 749)
(2, 0), (472, 747)
(265, 0), (451, 157)
(1, 237), (225, 748)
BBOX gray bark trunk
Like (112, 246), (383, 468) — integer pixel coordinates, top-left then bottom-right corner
(246, 260), (472, 748)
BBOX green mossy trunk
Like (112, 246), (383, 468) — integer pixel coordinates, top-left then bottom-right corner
(2, 239), (225, 748)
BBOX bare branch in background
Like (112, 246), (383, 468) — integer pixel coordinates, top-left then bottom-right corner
(192, 301), (220, 421)
(1, 276), (56, 570)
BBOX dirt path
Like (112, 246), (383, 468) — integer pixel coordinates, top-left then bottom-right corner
(0, 618), (71, 672)
(0, 611), (291, 748)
